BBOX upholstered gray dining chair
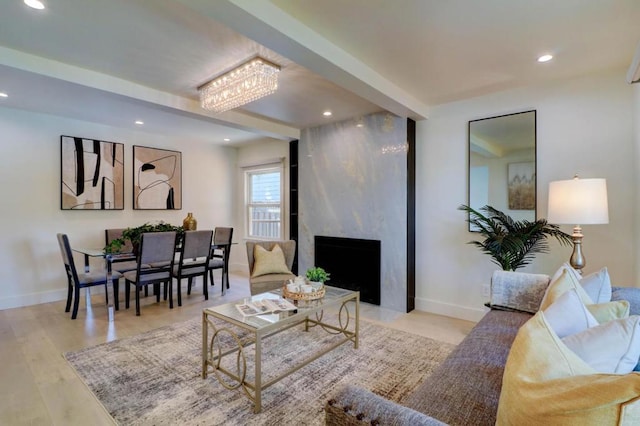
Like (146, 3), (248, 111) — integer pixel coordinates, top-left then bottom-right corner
(246, 240), (296, 295)
(57, 233), (122, 319)
(104, 228), (138, 273)
(171, 230), (213, 308)
(208, 227), (233, 293)
(124, 231), (177, 316)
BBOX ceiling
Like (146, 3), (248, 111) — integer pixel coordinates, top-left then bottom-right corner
(1, 0), (639, 146)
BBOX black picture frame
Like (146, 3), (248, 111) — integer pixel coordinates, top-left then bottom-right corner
(60, 135), (125, 210)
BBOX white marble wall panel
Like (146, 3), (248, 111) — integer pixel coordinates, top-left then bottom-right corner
(299, 112), (408, 312)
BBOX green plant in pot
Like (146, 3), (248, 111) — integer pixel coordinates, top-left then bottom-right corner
(458, 204), (573, 271)
(104, 221), (184, 255)
(306, 266), (330, 284)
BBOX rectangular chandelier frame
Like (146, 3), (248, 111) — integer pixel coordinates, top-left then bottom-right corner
(199, 57), (280, 113)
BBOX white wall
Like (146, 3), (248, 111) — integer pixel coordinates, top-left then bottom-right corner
(416, 69), (636, 321)
(634, 82), (640, 283)
(0, 107), (237, 310)
(233, 139), (291, 272)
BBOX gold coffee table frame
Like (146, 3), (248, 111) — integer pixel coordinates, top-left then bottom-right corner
(201, 286), (359, 413)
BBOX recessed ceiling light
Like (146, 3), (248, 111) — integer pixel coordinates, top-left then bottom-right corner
(323, 111), (332, 117)
(24, 0), (45, 10)
(537, 54), (553, 63)
(0, 92), (8, 98)
(134, 120), (144, 125)
(223, 138), (230, 142)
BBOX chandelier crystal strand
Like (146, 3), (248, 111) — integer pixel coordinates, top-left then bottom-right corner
(199, 58), (280, 113)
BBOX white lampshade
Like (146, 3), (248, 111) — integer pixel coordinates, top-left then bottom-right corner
(547, 177), (609, 225)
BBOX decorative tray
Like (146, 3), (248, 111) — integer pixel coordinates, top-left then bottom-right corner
(282, 284), (326, 301)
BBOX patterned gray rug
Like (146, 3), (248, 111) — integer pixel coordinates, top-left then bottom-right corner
(64, 317), (453, 425)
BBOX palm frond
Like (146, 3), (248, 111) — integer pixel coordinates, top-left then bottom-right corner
(458, 204), (573, 271)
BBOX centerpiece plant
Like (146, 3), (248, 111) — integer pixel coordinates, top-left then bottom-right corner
(306, 266), (330, 283)
(104, 221), (184, 254)
(458, 204), (573, 271)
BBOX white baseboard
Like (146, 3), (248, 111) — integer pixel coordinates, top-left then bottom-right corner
(415, 296), (488, 322)
(0, 288), (68, 311)
(0, 285), (112, 311)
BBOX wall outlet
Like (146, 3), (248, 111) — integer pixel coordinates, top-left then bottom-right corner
(482, 283), (491, 298)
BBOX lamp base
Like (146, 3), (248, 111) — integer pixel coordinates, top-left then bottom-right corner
(569, 225), (585, 274)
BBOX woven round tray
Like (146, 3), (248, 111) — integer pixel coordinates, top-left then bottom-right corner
(282, 284), (326, 301)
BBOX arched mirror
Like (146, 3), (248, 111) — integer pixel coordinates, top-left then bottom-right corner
(468, 110), (536, 231)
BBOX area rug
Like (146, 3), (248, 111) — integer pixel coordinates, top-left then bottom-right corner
(64, 317), (454, 425)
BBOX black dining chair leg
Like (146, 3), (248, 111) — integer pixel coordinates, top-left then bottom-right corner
(71, 285), (81, 319)
(209, 269), (215, 286)
(112, 278), (120, 310)
(168, 280), (174, 309)
(177, 279), (182, 307)
(187, 277), (193, 295)
(203, 275), (209, 300)
(65, 276), (73, 313)
(135, 285), (141, 316)
(144, 286), (148, 297)
(125, 280), (130, 309)
(103, 282), (109, 306)
(154, 283), (161, 303)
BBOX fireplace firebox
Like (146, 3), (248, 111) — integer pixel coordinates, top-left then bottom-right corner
(314, 236), (381, 305)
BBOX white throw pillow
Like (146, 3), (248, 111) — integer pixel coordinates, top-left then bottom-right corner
(580, 267), (612, 304)
(562, 315), (640, 374)
(543, 288), (598, 339)
(550, 262), (581, 287)
(550, 262), (612, 304)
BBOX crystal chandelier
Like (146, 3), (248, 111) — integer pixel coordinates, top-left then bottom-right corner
(199, 57), (280, 113)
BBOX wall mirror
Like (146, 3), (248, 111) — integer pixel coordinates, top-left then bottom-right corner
(468, 110), (536, 231)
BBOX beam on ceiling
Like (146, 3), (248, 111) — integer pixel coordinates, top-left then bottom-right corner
(178, 0), (430, 121)
(0, 46), (300, 140)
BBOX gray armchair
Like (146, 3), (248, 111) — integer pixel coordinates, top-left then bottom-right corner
(246, 240), (296, 295)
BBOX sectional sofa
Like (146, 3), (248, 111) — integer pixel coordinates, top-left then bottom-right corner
(325, 270), (640, 425)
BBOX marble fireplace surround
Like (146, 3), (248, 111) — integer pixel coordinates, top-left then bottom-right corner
(298, 112), (410, 312)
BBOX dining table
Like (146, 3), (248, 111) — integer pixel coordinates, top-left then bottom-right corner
(72, 242), (235, 319)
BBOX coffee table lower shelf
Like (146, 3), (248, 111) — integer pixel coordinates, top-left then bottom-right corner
(201, 288), (359, 413)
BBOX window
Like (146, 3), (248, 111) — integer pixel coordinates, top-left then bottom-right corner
(245, 165), (282, 239)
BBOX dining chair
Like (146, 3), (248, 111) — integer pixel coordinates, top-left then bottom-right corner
(106, 228), (154, 297)
(104, 228), (138, 272)
(123, 231), (177, 316)
(57, 233), (122, 320)
(171, 230), (213, 308)
(208, 227), (233, 293)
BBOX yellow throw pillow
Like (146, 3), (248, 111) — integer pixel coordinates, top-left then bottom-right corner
(497, 311), (640, 425)
(540, 269), (593, 311)
(540, 268), (630, 323)
(587, 300), (630, 323)
(251, 244), (292, 278)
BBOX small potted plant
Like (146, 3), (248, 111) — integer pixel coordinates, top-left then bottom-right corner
(306, 266), (330, 287)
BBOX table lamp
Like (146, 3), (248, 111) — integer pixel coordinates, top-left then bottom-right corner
(547, 175), (609, 274)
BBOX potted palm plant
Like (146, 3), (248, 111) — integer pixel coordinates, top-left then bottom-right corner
(458, 204), (573, 271)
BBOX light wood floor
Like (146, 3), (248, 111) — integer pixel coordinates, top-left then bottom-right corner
(0, 272), (475, 425)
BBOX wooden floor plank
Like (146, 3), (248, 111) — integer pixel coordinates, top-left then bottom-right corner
(0, 272), (474, 424)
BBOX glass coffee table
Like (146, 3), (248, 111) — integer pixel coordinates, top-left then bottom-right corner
(201, 285), (359, 413)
